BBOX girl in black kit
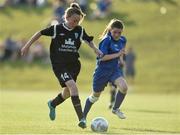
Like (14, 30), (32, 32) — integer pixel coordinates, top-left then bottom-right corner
(21, 3), (102, 129)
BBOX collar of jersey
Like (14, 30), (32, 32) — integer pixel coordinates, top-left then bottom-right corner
(107, 32), (119, 42)
(63, 23), (74, 31)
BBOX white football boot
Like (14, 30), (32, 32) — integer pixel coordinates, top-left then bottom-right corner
(112, 109), (126, 119)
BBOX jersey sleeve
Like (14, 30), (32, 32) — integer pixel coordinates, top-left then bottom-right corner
(81, 28), (94, 43)
(99, 36), (111, 55)
(40, 25), (55, 37)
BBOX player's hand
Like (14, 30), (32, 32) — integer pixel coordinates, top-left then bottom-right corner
(21, 46), (30, 56)
(94, 48), (103, 58)
(118, 49), (125, 56)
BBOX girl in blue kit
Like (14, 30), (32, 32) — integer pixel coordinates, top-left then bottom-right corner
(83, 19), (128, 121)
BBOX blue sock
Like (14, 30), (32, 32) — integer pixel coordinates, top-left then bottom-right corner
(83, 97), (93, 119)
(113, 90), (126, 110)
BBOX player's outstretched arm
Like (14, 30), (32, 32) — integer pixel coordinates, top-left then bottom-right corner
(21, 31), (42, 56)
(100, 49), (125, 61)
(85, 41), (103, 57)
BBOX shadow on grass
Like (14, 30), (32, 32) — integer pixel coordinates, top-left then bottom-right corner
(121, 127), (179, 134)
(127, 109), (175, 114)
(83, 129), (121, 135)
(59, 128), (118, 135)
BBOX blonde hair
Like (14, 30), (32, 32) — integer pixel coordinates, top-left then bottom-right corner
(100, 19), (124, 39)
(64, 3), (85, 23)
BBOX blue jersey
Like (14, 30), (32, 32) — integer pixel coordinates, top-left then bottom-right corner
(97, 32), (127, 69)
(93, 33), (127, 92)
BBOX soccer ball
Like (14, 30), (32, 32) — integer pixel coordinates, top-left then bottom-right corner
(91, 117), (108, 132)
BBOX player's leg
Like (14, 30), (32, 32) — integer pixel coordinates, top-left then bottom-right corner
(108, 82), (117, 109)
(50, 87), (70, 108)
(48, 87), (70, 120)
(48, 65), (72, 121)
(83, 67), (109, 121)
(66, 61), (87, 128)
(113, 77), (128, 119)
(66, 80), (83, 121)
(83, 91), (101, 119)
(65, 79), (86, 128)
(83, 69), (108, 119)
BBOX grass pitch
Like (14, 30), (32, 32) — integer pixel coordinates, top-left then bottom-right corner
(0, 90), (179, 134)
(0, 1), (180, 134)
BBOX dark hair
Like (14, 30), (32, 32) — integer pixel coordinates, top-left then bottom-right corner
(64, 3), (85, 18)
(100, 19), (124, 39)
(70, 2), (80, 10)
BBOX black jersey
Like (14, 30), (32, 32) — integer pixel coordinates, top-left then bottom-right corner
(40, 23), (93, 64)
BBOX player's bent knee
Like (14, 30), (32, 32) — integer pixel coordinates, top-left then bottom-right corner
(118, 84), (128, 94)
(62, 93), (70, 99)
(121, 85), (128, 94)
(124, 87), (128, 93)
(89, 95), (99, 103)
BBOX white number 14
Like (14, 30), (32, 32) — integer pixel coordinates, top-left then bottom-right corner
(61, 72), (69, 81)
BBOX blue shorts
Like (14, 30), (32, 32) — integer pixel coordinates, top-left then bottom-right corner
(93, 67), (124, 92)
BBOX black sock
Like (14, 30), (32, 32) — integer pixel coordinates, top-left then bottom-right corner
(71, 96), (83, 121)
(110, 90), (116, 104)
(113, 90), (126, 110)
(51, 93), (65, 108)
(83, 97), (93, 119)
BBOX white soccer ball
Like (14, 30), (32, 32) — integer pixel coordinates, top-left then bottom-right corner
(91, 117), (108, 132)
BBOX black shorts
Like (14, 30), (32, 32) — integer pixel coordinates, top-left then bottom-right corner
(52, 60), (81, 87)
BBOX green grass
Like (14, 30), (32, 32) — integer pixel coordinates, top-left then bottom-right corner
(0, 90), (180, 134)
(0, 2), (180, 133)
